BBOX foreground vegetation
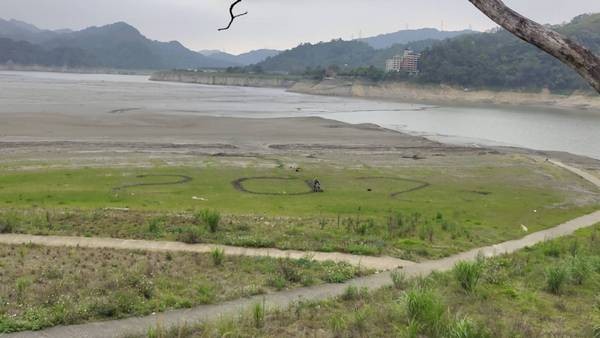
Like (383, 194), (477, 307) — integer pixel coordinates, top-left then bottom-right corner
(136, 225), (600, 338)
(0, 244), (368, 333)
(0, 159), (597, 260)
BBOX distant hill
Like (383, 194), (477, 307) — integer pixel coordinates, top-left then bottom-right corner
(199, 49), (280, 66)
(0, 37), (94, 67)
(0, 18), (64, 44)
(256, 39), (437, 73)
(0, 19), (235, 69)
(360, 28), (477, 49)
(417, 13), (600, 91)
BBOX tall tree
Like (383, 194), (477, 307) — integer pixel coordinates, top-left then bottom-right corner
(219, 0), (600, 93)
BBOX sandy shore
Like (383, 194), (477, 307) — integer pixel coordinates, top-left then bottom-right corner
(150, 71), (600, 112)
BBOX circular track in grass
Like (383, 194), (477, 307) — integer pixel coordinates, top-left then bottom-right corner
(113, 175), (193, 191)
(356, 177), (430, 197)
(232, 177), (315, 196)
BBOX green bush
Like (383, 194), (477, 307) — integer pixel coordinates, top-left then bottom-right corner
(545, 265), (568, 294)
(453, 261), (483, 293)
(211, 248), (225, 266)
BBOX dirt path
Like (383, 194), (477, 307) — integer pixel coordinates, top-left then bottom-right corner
(549, 159), (600, 189)
(0, 234), (414, 271)
(4, 159), (600, 338)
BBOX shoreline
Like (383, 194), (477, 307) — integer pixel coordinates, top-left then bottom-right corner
(150, 71), (600, 112)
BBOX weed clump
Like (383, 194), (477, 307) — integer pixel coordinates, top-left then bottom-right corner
(568, 256), (591, 285)
(403, 288), (445, 335)
(545, 264), (568, 294)
(391, 270), (408, 289)
(177, 227), (202, 244)
(196, 210), (221, 233)
(252, 301), (265, 328)
(453, 260), (483, 293)
(211, 247), (225, 266)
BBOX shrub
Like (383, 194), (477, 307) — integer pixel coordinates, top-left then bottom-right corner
(545, 265), (568, 294)
(198, 210), (221, 233)
(176, 227), (202, 244)
(211, 248), (225, 266)
(403, 288), (445, 334)
(569, 256), (591, 285)
(453, 261), (483, 293)
(391, 270), (408, 289)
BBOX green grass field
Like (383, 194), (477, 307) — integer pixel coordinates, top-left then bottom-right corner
(0, 157), (598, 259)
(136, 225), (600, 338)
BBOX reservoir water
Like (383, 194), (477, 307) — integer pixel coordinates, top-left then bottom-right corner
(1, 71), (599, 160)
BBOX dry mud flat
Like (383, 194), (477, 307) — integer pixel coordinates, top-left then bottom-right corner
(0, 110), (487, 163)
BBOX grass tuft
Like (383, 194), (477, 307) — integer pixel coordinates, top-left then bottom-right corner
(545, 264), (568, 294)
(453, 260), (483, 293)
(211, 247), (225, 266)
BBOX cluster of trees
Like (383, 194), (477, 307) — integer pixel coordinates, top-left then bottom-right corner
(416, 14), (600, 92)
(252, 14), (599, 92)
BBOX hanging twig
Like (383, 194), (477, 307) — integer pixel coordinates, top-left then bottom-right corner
(218, 0), (248, 31)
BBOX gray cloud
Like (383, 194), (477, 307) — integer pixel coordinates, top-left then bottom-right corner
(1, 0), (599, 53)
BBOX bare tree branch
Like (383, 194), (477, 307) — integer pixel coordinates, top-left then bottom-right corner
(469, 0), (600, 93)
(218, 0), (248, 32)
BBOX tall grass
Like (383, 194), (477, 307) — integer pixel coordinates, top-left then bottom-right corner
(545, 265), (568, 294)
(568, 256), (591, 285)
(252, 301), (265, 329)
(211, 247), (225, 266)
(453, 261), (483, 293)
(403, 288), (445, 335)
(391, 270), (408, 289)
(196, 209), (221, 233)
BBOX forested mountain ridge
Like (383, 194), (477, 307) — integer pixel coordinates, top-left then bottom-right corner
(0, 19), (235, 69)
(417, 13), (600, 91)
(360, 28), (477, 49)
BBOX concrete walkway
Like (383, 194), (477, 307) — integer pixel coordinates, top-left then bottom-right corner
(0, 235), (414, 271)
(3, 158), (600, 338)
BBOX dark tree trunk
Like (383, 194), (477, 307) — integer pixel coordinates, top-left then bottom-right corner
(469, 0), (600, 93)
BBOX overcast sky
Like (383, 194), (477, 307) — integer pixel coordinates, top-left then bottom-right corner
(1, 0), (599, 54)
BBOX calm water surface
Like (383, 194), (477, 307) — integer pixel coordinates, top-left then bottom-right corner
(1, 71), (599, 159)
